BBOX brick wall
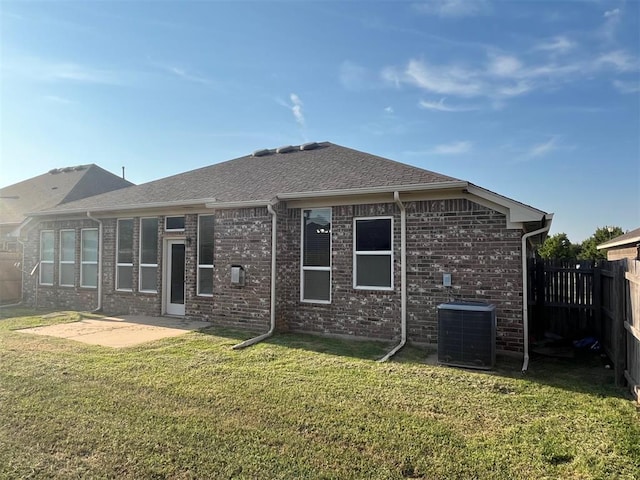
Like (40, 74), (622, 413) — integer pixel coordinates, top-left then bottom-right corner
(188, 208), (272, 332)
(278, 199), (524, 352)
(22, 218), (100, 310)
(23, 198), (525, 352)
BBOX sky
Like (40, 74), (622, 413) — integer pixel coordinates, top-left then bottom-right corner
(1, 0), (638, 242)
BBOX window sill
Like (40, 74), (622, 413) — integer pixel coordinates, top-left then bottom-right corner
(354, 286), (394, 292)
(300, 299), (332, 305)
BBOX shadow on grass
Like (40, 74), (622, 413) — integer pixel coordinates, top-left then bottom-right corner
(1, 307), (631, 401)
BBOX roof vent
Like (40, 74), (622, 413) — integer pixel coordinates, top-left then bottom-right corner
(62, 167), (74, 173)
(73, 165), (88, 171)
(300, 142), (319, 151)
(276, 145), (296, 154)
(252, 149), (271, 157)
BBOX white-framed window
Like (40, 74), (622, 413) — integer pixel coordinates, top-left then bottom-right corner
(354, 216), (393, 290)
(116, 219), (134, 291)
(81, 228), (98, 288)
(197, 215), (215, 296)
(59, 229), (75, 287)
(39, 230), (55, 286)
(301, 208), (331, 303)
(165, 216), (185, 231)
(139, 217), (158, 293)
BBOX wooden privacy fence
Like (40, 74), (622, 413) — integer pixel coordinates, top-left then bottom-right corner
(528, 259), (598, 341)
(0, 252), (22, 305)
(529, 258), (640, 401)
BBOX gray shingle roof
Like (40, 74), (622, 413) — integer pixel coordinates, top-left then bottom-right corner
(597, 227), (640, 250)
(0, 165), (134, 224)
(41, 143), (461, 213)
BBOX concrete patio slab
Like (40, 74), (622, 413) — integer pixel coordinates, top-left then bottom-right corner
(16, 315), (212, 348)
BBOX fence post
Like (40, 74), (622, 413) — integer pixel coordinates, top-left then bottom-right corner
(593, 264), (602, 339)
(613, 260), (627, 387)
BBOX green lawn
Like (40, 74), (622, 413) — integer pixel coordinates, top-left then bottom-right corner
(1, 309), (638, 479)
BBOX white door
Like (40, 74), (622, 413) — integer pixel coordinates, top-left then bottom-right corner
(165, 240), (186, 316)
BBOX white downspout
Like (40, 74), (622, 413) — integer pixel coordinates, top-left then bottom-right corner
(521, 221), (551, 372)
(233, 203), (277, 349)
(87, 212), (103, 312)
(379, 191), (407, 362)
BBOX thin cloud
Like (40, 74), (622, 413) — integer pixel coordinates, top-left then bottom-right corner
(600, 7), (622, 42)
(384, 106), (394, 114)
(413, 0), (489, 18)
(526, 137), (558, 159)
(4, 55), (126, 85)
(596, 50), (638, 72)
(384, 47), (639, 103)
(148, 59), (211, 84)
(290, 93), (305, 126)
(412, 141), (473, 155)
(533, 36), (575, 55)
(418, 98), (477, 112)
(613, 79), (640, 94)
(43, 95), (74, 104)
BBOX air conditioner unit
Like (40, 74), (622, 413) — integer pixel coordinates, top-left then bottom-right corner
(437, 301), (496, 370)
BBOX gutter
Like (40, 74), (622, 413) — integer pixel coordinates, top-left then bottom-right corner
(86, 212), (103, 312)
(30, 198), (220, 217)
(379, 191), (407, 362)
(278, 181), (468, 200)
(521, 220), (551, 373)
(232, 203), (278, 349)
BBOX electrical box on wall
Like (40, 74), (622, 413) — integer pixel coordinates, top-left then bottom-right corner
(443, 273), (452, 287)
(231, 265), (245, 286)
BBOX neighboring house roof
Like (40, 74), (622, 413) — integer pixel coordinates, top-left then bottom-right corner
(30, 142), (551, 229)
(597, 227), (640, 250)
(0, 164), (134, 227)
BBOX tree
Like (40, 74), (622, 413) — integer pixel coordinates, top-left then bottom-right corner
(537, 233), (580, 260)
(578, 226), (624, 260)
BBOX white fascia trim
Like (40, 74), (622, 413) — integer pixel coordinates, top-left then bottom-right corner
(30, 198), (221, 217)
(597, 235), (640, 250)
(466, 184), (550, 225)
(204, 199), (276, 210)
(277, 181), (469, 200)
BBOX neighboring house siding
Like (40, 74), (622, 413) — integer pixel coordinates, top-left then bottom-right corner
(22, 219), (99, 311)
(607, 246), (639, 261)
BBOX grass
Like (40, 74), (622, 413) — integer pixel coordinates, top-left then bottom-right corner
(1, 308), (639, 479)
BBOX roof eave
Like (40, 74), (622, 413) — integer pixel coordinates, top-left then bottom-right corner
(277, 181), (469, 200)
(28, 198), (221, 217)
(597, 236), (640, 250)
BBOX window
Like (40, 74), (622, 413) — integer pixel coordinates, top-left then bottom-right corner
(197, 215), (215, 296)
(40, 230), (54, 285)
(116, 219), (134, 291)
(139, 218), (159, 293)
(165, 216), (185, 231)
(59, 230), (75, 287)
(81, 229), (98, 288)
(301, 208), (331, 302)
(354, 217), (393, 290)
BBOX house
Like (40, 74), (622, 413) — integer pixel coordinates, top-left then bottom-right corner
(597, 227), (640, 261)
(19, 142), (552, 356)
(0, 165), (133, 304)
(1, 164), (134, 251)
